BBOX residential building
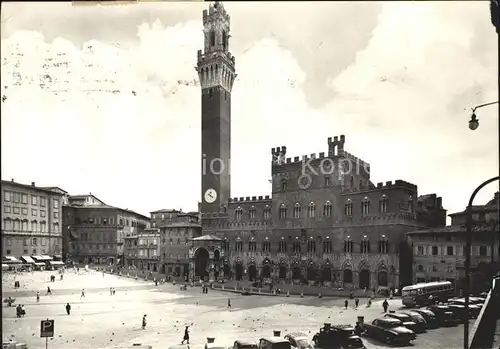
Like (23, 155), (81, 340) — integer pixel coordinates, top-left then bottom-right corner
(124, 228), (161, 272)
(192, 1), (446, 290)
(150, 209), (201, 278)
(1, 179), (66, 258)
(63, 194), (150, 265)
(408, 192), (499, 292)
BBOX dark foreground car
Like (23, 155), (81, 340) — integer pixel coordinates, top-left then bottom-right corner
(411, 309), (439, 329)
(427, 305), (460, 326)
(313, 324), (365, 349)
(363, 318), (416, 345)
(448, 299), (482, 318)
(384, 312), (423, 333)
(400, 311), (428, 332)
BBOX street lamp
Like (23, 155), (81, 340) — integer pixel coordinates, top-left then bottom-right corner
(463, 176), (500, 349)
(468, 101), (499, 131)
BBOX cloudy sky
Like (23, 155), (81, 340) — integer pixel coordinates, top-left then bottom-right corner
(1, 1), (498, 220)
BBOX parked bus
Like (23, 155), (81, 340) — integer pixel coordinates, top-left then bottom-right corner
(402, 281), (454, 308)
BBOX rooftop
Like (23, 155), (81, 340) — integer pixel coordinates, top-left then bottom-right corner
(1, 179), (66, 196)
(407, 223), (499, 235)
(192, 235), (222, 241)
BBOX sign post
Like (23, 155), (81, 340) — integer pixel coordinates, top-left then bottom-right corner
(40, 319), (54, 349)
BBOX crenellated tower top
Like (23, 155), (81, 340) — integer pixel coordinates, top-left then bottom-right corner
(196, 0), (236, 92)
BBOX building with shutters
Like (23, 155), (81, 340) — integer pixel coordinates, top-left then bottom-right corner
(407, 192), (499, 292)
(1, 179), (66, 258)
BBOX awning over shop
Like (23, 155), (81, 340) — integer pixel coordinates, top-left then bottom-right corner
(2, 264), (9, 269)
(34, 262), (46, 266)
(21, 256), (36, 264)
(4, 256), (21, 264)
(39, 255), (53, 261)
(53, 255), (63, 261)
(49, 261), (65, 265)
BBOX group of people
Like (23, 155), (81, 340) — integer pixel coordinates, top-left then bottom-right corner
(15, 304), (26, 318)
(343, 297), (389, 312)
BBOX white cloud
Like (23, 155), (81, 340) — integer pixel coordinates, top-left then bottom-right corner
(1, 1), (498, 219)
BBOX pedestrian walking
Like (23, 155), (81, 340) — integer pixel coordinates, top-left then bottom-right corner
(344, 299), (348, 309)
(65, 303), (71, 315)
(36, 291), (40, 302)
(367, 299), (372, 308)
(228, 298), (231, 308)
(112, 288), (116, 295)
(382, 299), (389, 313)
(141, 314), (147, 330)
(355, 298), (359, 309)
(46, 286), (52, 296)
(181, 325), (190, 344)
(80, 289), (86, 298)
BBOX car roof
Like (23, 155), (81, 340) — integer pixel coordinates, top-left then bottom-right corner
(387, 313), (408, 318)
(284, 333), (309, 339)
(260, 338), (290, 344)
(331, 324), (355, 330)
(377, 317), (401, 323)
(234, 340), (257, 346)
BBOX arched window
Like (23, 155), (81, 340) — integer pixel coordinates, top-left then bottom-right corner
(307, 237), (316, 253)
(281, 179), (288, 192)
(248, 237), (257, 252)
(360, 235), (370, 253)
(235, 207), (243, 221)
(263, 205), (271, 220)
(344, 236), (353, 253)
(235, 237), (243, 251)
(323, 201), (332, 217)
(323, 236), (333, 253)
(293, 203), (301, 219)
(378, 235), (389, 253)
(361, 197), (371, 215)
(210, 31), (215, 46)
(292, 237), (301, 253)
(279, 204), (287, 219)
(308, 202), (316, 218)
(278, 237), (287, 253)
(344, 199), (353, 216)
(249, 206), (256, 220)
(262, 237), (271, 252)
(408, 195), (414, 213)
(379, 194), (388, 213)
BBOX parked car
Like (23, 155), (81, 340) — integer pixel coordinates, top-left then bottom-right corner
(233, 340), (258, 349)
(427, 305), (460, 326)
(363, 318), (416, 345)
(411, 309), (439, 329)
(448, 298), (482, 318)
(312, 324), (365, 349)
(284, 332), (315, 349)
(384, 312), (423, 333)
(400, 311), (428, 331)
(258, 337), (292, 349)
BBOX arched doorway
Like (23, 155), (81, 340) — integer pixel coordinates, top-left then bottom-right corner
(279, 265), (287, 279)
(214, 250), (220, 261)
(321, 267), (332, 282)
(194, 248), (209, 279)
(262, 264), (271, 278)
(235, 263), (243, 281)
(377, 270), (388, 287)
(343, 269), (353, 283)
(359, 269), (370, 289)
(223, 264), (231, 278)
(307, 266), (317, 281)
(292, 266), (301, 279)
(248, 264), (257, 281)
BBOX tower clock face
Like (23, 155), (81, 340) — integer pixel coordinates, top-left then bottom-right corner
(204, 188), (217, 203)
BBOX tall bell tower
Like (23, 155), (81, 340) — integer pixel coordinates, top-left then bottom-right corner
(197, 1), (236, 214)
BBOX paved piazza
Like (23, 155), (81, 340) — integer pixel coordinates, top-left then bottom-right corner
(3, 270), (467, 349)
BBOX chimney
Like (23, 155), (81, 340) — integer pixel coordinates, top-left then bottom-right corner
(11, 178), (14, 182)
(273, 330), (281, 337)
(31, 182), (35, 186)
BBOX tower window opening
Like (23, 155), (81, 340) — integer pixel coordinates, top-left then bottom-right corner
(210, 31), (215, 46)
(222, 31), (227, 51)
